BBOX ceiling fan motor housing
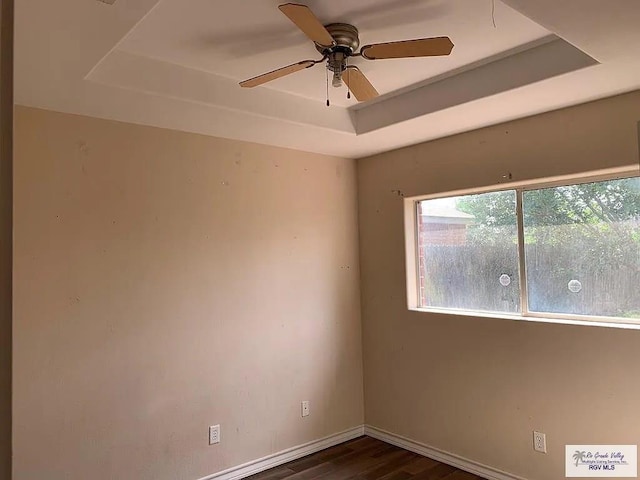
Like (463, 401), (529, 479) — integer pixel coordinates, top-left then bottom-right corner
(315, 23), (360, 56)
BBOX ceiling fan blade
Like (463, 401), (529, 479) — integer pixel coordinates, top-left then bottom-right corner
(278, 3), (335, 47)
(360, 36), (454, 60)
(343, 66), (379, 102)
(240, 60), (317, 88)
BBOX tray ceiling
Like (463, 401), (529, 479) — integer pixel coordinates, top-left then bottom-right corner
(15, 0), (640, 158)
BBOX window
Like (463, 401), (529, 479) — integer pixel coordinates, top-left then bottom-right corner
(405, 169), (640, 327)
(417, 190), (520, 314)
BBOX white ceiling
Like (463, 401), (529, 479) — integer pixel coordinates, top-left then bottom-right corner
(15, 0), (640, 158)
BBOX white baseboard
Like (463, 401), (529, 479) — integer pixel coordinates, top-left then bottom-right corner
(196, 423), (527, 480)
(197, 425), (365, 480)
(364, 425), (527, 480)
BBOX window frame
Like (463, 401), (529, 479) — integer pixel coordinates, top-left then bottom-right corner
(404, 165), (640, 329)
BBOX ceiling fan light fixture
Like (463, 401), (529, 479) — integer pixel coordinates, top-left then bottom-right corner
(332, 70), (343, 88)
(327, 52), (346, 88)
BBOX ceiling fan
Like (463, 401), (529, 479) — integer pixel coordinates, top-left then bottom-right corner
(239, 3), (454, 104)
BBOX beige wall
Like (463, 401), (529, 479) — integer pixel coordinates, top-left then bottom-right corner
(358, 91), (640, 480)
(0, 1), (12, 479)
(13, 106), (364, 480)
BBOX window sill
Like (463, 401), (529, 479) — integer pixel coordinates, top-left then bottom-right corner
(408, 306), (640, 330)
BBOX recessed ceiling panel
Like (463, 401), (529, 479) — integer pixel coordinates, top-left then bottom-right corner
(118, 0), (551, 106)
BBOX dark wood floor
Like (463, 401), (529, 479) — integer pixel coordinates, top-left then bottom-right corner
(246, 436), (484, 480)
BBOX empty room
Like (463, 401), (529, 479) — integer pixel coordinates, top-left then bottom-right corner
(3, 1), (640, 480)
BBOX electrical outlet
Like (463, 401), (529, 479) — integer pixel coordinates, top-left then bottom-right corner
(533, 431), (546, 453)
(301, 401), (310, 417)
(209, 425), (220, 445)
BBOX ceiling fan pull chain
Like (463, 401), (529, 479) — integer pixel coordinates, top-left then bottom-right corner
(346, 58), (351, 99)
(326, 66), (330, 106)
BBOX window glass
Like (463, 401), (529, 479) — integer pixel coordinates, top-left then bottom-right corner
(523, 177), (640, 318)
(417, 190), (520, 313)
